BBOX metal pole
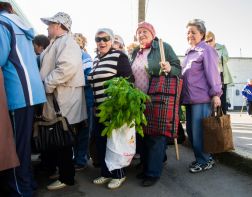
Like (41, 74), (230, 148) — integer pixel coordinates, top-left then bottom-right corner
(138, 0), (146, 23)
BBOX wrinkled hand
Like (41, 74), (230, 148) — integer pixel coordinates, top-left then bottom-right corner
(160, 61), (171, 73)
(212, 96), (221, 110)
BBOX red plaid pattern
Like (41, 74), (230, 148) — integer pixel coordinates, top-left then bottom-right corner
(144, 76), (183, 137)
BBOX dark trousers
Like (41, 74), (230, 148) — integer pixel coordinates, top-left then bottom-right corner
(8, 106), (36, 197)
(247, 101), (252, 115)
(221, 84), (227, 114)
(93, 117), (125, 179)
(57, 146), (75, 185)
(142, 135), (167, 178)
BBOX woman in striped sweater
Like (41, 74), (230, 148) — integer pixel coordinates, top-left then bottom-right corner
(88, 28), (134, 189)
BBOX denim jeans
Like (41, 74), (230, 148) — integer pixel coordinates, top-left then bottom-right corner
(142, 135), (167, 178)
(74, 107), (93, 166)
(186, 103), (212, 164)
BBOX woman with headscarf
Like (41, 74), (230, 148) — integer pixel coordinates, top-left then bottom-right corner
(88, 28), (134, 189)
(131, 21), (181, 187)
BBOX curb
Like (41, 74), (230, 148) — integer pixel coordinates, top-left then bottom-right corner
(214, 151), (252, 176)
(182, 137), (252, 176)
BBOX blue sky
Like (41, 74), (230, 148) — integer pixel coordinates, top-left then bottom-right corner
(16, 0), (252, 58)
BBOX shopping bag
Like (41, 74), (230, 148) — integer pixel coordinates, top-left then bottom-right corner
(202, 107), (234, 153)
(33, 116), (74, 151)
(33, 94), (74, 151)
(145, 75), (183, 137)
(105, 123), (136, 171)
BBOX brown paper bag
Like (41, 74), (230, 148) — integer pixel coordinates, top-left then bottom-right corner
(202, 107), (234, 153)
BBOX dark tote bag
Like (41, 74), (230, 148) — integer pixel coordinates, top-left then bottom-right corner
(33, 94), (74, 151)
(144, 75), (183, 137)
(202, 107), (234, 153)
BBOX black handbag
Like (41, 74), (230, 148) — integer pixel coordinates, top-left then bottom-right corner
(33, 94), (74, 151)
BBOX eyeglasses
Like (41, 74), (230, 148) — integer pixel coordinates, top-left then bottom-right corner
(95, 36), (111, 43)
(206, 38), (214, 43)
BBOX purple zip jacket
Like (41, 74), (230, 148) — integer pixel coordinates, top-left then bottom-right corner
(181, 41), (222, 104)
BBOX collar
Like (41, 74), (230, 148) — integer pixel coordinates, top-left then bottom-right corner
(185, 40), (205, 55)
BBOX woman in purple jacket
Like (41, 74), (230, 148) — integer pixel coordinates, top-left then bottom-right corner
(181, 19), (222, 173)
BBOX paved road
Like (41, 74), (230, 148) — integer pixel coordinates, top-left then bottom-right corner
(10, 111), (251, 197)
(230, 112), (252, 158)
(34, 146), (252, 197)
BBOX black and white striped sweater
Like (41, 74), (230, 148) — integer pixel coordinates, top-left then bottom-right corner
(88, 49), (134, 112)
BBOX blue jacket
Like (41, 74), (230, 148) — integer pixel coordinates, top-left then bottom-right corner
(81, 50), (94, 108)
(242, 84), (252, 102)
(0, 12), (46, 110)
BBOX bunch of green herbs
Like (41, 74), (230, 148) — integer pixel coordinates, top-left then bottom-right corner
(97, 77), (150, 137)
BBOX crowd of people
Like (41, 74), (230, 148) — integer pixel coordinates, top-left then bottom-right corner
(1, 1), (236, 196)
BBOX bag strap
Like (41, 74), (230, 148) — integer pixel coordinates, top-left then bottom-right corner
(158, 39), (168, 76)
(51, 93), (62, 116)
(211, 106), (223, 117)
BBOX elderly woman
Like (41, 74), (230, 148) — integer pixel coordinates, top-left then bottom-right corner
(205, 31), (233, 114)
(181, 19), (222, 173)
(131, 22), (181, 187)
(88, 28), (134, 189)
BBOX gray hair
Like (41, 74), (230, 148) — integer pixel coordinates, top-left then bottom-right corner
(186, 19), (206, 40)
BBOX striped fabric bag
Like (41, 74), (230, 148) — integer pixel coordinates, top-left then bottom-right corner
(144, 75), (183, 137)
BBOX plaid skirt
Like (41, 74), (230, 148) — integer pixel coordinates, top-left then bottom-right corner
(144, 75), (183, 137)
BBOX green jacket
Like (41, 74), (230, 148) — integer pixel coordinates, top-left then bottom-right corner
(215, 43), (233, 84)
(131, 38), (181, 76)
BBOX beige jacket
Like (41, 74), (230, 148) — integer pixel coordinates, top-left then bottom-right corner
(40, 33), (87, 124)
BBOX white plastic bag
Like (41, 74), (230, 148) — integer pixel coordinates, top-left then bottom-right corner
(105, 123), (136, 171)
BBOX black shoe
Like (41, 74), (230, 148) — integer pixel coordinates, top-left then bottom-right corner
(136, 172), (146, 179)
(142, 177), (159, 187)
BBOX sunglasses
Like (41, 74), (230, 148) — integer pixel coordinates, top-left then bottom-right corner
(95, 36), (111, 42)
(206, 38), (214, 43)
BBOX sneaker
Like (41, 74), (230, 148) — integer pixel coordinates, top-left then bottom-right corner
(107, 177), (126, 189)
(47, 180), (66, 190)
(189, 162), (213, 173)
(188, 161), (197, 168)
(208, 158), (215, 166)
(93, 176), (111, 185)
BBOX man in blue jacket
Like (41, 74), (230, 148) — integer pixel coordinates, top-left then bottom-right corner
(242, 79), (252, 115)
(0, 2), (46, 196)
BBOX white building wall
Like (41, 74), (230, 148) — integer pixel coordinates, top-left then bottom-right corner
(227, 57), (252, 110)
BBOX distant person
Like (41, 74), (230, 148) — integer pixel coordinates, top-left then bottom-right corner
(181, 19), (222, 173)
(40, 12), (87, 190)
(113, 34), (126, 53)
(242, 79), (252, 115)
(73, 33), (94, 171)
(0, 2), (46, 196)
(205, 31), (233, 114)
(33, 34), (50, 55)
(126, 42), (139, 61)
